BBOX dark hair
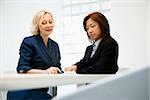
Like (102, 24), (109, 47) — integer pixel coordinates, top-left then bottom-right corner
(83, 12), (110, 40)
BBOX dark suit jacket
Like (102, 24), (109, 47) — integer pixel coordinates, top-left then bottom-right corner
(7, 34), (61, 100)
(17, 34), (61, 73)
(76, 37), (119, 74)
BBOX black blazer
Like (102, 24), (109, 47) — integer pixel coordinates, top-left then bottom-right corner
(75, 37), (119, 74)
(17, 34), (61, 73)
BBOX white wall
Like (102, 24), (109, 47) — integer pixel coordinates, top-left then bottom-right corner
(148, 0), (150, 64)
(0, 1), (3, 73)
(111, 0), (149, 68)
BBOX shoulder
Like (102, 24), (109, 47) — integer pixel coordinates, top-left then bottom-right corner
(86, 45), (93, 50)
(102, 37), (118, 46)
(23, 35), (36, 42)
(99, 37), (118, 51)
(21, 35), (37, 46)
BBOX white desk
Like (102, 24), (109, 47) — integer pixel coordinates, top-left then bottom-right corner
(0, 73), (115, 91)
(0, 68), (129, 100)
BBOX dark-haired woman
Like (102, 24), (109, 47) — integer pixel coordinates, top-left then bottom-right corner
(65, 12), (119, 74)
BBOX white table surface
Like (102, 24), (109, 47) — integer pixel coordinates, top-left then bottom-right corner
(0, 72), (114, 91)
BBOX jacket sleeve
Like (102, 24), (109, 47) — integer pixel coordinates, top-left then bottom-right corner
(74, 46), (92, 71)
(17, 38), (33, 73)
(56, 43), (61, 70)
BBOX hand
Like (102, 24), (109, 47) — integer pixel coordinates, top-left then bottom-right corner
(64, 65), (77, 72)
(27, 67), (61, 74)
(45, 67), (61, 74)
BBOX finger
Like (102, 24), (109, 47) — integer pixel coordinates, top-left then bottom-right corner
(56, 68), (62, 73)
(53, 68), (60, 74)
(48, 69), (54, 74)
(52, 67), (61, 74)
(53, 69), (58, 74)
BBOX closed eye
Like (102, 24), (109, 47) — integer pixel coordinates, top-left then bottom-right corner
(42, 21), (47, 25)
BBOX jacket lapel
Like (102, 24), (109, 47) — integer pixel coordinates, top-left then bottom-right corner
(85, 45), (93, 60)
(36, 35), (52, 62)
(92, 39), (104, 57)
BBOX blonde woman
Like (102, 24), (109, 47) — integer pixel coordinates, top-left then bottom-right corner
(7, 10), (62, 100)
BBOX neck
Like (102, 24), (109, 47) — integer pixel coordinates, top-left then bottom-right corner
(40, 34), (49, 48)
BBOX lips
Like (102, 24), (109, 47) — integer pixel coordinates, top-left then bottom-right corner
(46, 29), (52, 31)
(89, 34), (95, 38)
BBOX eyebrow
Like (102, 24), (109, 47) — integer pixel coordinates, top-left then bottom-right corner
(42, 19), (52, 22)
(86, 22), (95, 27)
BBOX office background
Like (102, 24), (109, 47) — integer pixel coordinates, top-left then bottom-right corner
(0, 0), (150, 97)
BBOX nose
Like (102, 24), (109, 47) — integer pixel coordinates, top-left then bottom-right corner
(87, 27), (93, 35)
(46, 23), (53, 29)
(47, 23), (51, 27)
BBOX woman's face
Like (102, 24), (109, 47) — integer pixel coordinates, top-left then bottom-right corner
(86, 18), (102, 41)
(38, 13), (54, 37)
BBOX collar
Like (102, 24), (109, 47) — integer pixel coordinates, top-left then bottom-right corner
(93, 38), (102, 49)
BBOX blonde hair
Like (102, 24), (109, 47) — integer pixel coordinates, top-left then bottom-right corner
(31, 10), (53, 35)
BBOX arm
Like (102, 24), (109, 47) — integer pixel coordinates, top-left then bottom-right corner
(64, 46), (92, 72)
(27, 67), (61, 74)
(17, 38), (33, 73)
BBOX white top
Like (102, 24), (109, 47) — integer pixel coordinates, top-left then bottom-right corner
(90, 38), (102, 57)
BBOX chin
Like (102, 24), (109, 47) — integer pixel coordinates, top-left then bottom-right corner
(46, 31), (52, 34)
